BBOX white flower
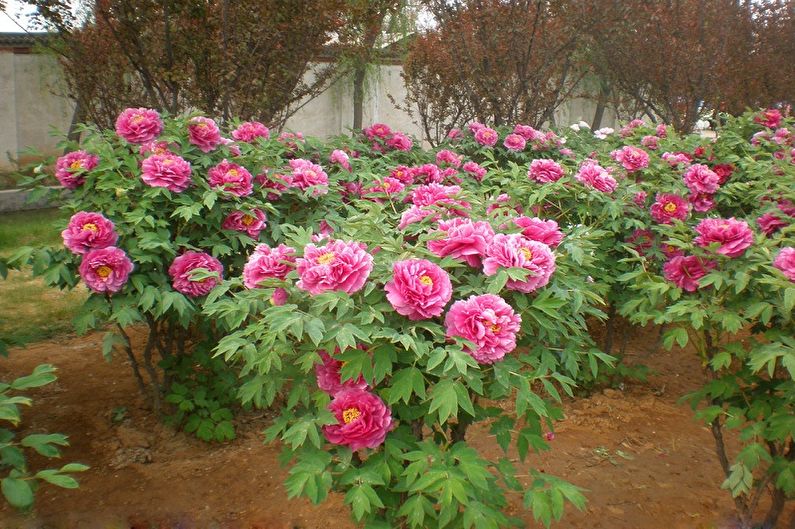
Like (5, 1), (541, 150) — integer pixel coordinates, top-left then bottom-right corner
(594, 127), (615, 140)
(569, 123), (581, 132)
(578, 121), (591, 130)
(695, 119), (711, 131)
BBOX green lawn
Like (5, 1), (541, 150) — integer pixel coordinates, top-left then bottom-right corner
(0, 208), (87, 344)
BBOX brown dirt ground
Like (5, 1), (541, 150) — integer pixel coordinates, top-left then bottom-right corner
(0, 324), (793, 529)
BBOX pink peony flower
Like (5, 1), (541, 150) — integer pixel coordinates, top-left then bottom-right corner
(513, 216), (563, 247)
(436, 149), (463, 167)
(650, 193), (689, 224)
(208, 160), (253, 197)
(641, 135), (659, 150)
(296, 240), (373, 295)
(271, 287), (289, 306)
(689, 193), (716, 213)
(693, 217), (754, 258)
(444, 294), (522, 364)
(141, 153), (192, 192)
(663, 255), (716, 292)
(188, 117), (222, 153)
(483, 234), (556, 293)
(62, 211), (118, 255)
(656, 124), (668, 138)
(779, 200), (795, 217)
(390, 165), (414, 184)
(474, 127), (499, 147)
(115, 107), (163, 144)
(527, 159), (565, 183)
(427, 218), (495, 267)
(222, 209), (267, 238)
(468, 122), (486, 134)
(514, 124), (542, 141)
(462, 161), (486, 181)
(399, 205), (438, 230)
(329, 149), (352, 172)
(619, 118), (645, 137)
(575, 161), (617, 193)
(316, 349), (368, 395)
(773, 247), (795, 281)
(683, 164), (720, 194)
(363, 123), (392, 140)
(231, 121), (270, 143)
(503, 133), (527, 151)
(633, 191), (648, 206)
(757, 213), (788, 235)
(711, 163), (734, 184)
(242, 244), (296, 289)
(169, 251), (224, 297)
(365, 177), (405, 200)
(55, 151), (99, 189)
(755, 108), (782, 129)
(611, 145), (650, 172)
(139, 140), (173, 157)
(287, 159), (329, 194)
(323, 388), (392, 451)
(411, 183), (461, 207)
(387, 132), (413, 151)
(662, 152), (692, 167)
(384, 259), (452, 320)
(410, 163), (442, 184)
(78, 246), (133, 294)
(627, 229), (654, 256)
(447, 128), (463, 140)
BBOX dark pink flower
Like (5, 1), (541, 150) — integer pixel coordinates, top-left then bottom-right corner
(773, 247), (795, 281)
(683, 164), (720, 194)
(468, 122), (486, 134)
(271, 287), (289, 306)
(575, 161), (617, 193)
(662, 152), (692, 167)
(365, 177), (405, 200)
(62, 211), (118, 254)
(436, 149), (463, 167)
(611, 146), (650, 172)
(222, 209), (267, 238)
(693, 217), (754, 258)
(757, 213), (788, 235)
(208, 160), (253, 197)
(650, 193), (689, 224)
(689, 193), (716, 213)
(474, 127), (499, 147)
(139, 140), (173, 157)
(528, 159), (564, 183)
(399, 205), (438, 230)
(385, 259), (452, 320)
(503, 133), (526, 151)
(316, 349), (368, 396)
(141, 153), (192, 192)
(286, 159), (328, 193)
(656, 124), (668, 138)
(115, 107), (163, 144)
(462, 161), (486, 181)
(633, 191), (648, 206)
(427, 218), (495, 267)
(55, 151), (99, 189)
(411, 183), (461, 207)
(483, 234), (556, 293)
(755, 108), (782, 129)
(514, 124), (542, 141)
(663, 255), (716, 292)
(323, 388), (392, 451)
(363, 123), (392, 140)
(79, 246), (133, 294)
(711, 163), (734, 184)
(410, 163), (442, 184)
(444, 294), (522, 364)
(387, 132), (413, 151)
(296, 240), (373, 295)
(169, 251), (224, 297)
(390, 165), (414, 184)
(627, 229), (654, 256)
(188, 117), (222, 153)
(513, 216), (563, 247)
(641, 135), (659, 150)
(231, 121), (270, 143)
(242, 244), (296, 289)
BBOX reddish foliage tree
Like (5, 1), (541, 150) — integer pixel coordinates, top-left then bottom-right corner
(402, 0), (583, 143)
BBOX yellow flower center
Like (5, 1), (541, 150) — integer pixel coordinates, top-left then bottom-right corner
(342, 407), (361, 424)
(306, 170), (317, 178)
(162, 157), (174, 165)
(419, 275), (433, 286)
(83, 223), (98, 232)
(241, 215), (255, 226)
(196, 122), (207, 129)
(317, 252), (335, 265)
(520, 247), (533, 260)
(663, 202), (677, 213)
(227, 169), (239, 177)
(131, 114), (144, 124)
(96, 266), (112, 278)
(69, 160), (84, 170)
(490, 324), (501, 333)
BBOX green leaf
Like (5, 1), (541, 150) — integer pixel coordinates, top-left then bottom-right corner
(428, 378), (458, 423)
(36, 471), (79, 489)
(11, 364), (57, 390)
(2, 477), (33, 509)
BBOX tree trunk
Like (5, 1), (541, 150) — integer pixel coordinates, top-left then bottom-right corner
(591, 79), (610, 129)
(353, 66), (367, 131)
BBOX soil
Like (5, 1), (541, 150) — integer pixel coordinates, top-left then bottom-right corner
(1, 324), (793, 529)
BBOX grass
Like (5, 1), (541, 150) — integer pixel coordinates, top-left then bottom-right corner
(0, 208), (87, 344)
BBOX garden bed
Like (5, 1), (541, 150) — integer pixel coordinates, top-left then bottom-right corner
(1, 325), (791, 529)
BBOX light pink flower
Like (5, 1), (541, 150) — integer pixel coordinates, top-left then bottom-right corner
(633, 191), (648, 206)
(483, 234), (556, 293)
(139, 141), (173, 157)
(662, 152), (692, 167)
(385, 259), (452, 320)
(141, 153), (192, 192)
(329, 149), (352, 171)
(411, 183), (461, 207)
(115, 107), (163, 144)
(641, 135), (659, 150)
(683, 164), (720, 194)
(444, 294), (522, 364)
(208, 160), (253, 197)
(656, 124), (668, 138)
(468, 122), (486, 134)
(427, 218), (495, 267)
(447, 128), (463, 140)
(528, 159), (564, 183)
(693, 218), (754, 258)
(755, 108), (782, 129)
(55, 151), (99, 189)
(387, 132), (413, 151)
(62, 211), (118, 255)
(575, 161), (617, 193)
(436, 149), (463, 167)
(474, 127), (499, 147)
(188, 117), (222, 153)
(242, 244), (296, 289)
(513, 216), (563, 247)
(231, 121), (270, 143)
(398, 205), (438, 230)
(689, 193), (715, 213)
(316, 349), (368, 395)
(78, 246), (133, 294)
(611, 145), (650, 172)
(287, 159), (329, 194)
(410, 163), (442, 184)
(650, 193), (689, 224)
(773, 247), (795, 281)
(271, 288), (289, 306)
(296, 240), (373, 295)
(514, 124), (542, 141)
(222, 209), (267, 238)
(365, 177), (405, 200)
(169, 251), (224, 297)
(503, 133), (526, 151)
(663, 255), (716, 292)
(462, 161), (486, 181)
(323, 388), (392, 451)
(757, 213), (788, 235)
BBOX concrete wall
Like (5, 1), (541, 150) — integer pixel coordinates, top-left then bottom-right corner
(0, 50), (74, 171)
